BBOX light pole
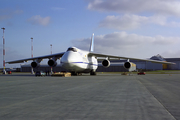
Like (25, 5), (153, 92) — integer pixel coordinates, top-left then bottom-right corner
(31, 37), (34, 74)
(50, 44), (53, 74)
(1, 27), (6, 74)
(50, 44), (52, 54)
(31, 37), (33, 58)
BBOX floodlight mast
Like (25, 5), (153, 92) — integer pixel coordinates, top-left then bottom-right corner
(1, 27), (6, 74)
(50, 44), (52, 74)
(50, 44), (52, 54)
(31, 37), (34, 74)
(31, 37), (33, 58)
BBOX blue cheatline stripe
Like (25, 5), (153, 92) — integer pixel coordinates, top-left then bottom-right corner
(60, 62), (98, 66)
(72, 62), (98, 66)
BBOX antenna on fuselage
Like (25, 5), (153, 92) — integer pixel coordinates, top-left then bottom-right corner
(89, 33), (94, 52)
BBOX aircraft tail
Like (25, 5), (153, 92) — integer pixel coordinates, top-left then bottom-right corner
(89, 33), (94, 52)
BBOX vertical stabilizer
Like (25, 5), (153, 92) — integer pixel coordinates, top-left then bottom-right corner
(89, 33), (94, 52)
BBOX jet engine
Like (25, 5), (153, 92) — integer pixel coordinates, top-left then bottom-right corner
(31, 61), (40, 68)
(102, 59), (110, 68)
(48, 59), (57, 67)
(124, 62), (136, 71)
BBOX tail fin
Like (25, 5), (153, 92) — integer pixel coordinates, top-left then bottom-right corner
(89, 33), (94, 52)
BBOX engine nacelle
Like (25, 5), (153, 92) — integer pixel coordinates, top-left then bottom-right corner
(48, 59), (57, 67)
(102, 59), (110, 68)
(124, 62), (136, 71)
(31, 61), (40, 68)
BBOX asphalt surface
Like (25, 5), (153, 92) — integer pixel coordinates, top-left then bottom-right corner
(0, 73), (180, 120)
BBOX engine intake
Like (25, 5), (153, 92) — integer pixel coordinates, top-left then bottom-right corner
(102, 59), (110, 68)
(48, 59), (57, 67)
(124, 62), (136, 71)
(31, 61), (40, 68)
(124, 62), (131, 69)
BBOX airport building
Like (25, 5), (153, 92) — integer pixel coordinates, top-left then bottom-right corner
(20, 55), (180, 72)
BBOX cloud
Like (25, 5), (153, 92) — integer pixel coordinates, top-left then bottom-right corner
(87, 1), (180, 30)
(51, 7), (64, 11)
(88, 0), (180, 16)
(161, 50), (180, 58)
(87, 0), (180, 30)
(14, 10), (23, 14)
(168, 21), (180, 27)
(99, 15), (148, 30)
(0, 15), (11, 21)
(72, 32), (180, 58)
(27, 15), (51, 26)
(0, 9), (23, 21)
(99, 14), (168, 30)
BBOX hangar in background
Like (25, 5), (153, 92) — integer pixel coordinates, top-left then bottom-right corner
(20, 55), (180, 72)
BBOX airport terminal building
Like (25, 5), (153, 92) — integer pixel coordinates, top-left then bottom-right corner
(20, 55), (180, 72)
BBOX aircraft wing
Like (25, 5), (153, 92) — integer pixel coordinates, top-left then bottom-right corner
(88, 52), (175, 64)
(6, 52), (65, 64)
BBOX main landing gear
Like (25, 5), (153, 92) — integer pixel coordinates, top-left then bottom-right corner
(71, 71), (96, 76)
(71, 72), (82, 76)
(90, 70), (96, 75)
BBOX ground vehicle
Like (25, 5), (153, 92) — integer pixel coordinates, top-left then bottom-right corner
(35, 71), (46, 76)
(137, 72), (146, 75)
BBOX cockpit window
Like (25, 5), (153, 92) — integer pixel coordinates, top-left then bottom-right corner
(67, 47), (77, 52)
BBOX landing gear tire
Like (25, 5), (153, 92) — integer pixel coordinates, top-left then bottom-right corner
(71, 72), (82, 76)
(71, 72), (78, 76)
(90, 71), (96, 75)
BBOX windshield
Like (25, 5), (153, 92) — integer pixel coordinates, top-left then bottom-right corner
(67, 47), (77, 52)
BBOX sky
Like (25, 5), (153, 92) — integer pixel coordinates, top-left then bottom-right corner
(1, 0), (180, 68)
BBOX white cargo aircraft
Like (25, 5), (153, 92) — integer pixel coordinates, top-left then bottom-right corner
(6, 33), (174, 75)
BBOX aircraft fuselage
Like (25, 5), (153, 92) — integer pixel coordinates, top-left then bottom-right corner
(60, 47), (98, 73)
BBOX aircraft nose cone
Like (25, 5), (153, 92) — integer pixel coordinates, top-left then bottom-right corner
(61, 52), (76, 63)
(60, 51), (82, 69)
